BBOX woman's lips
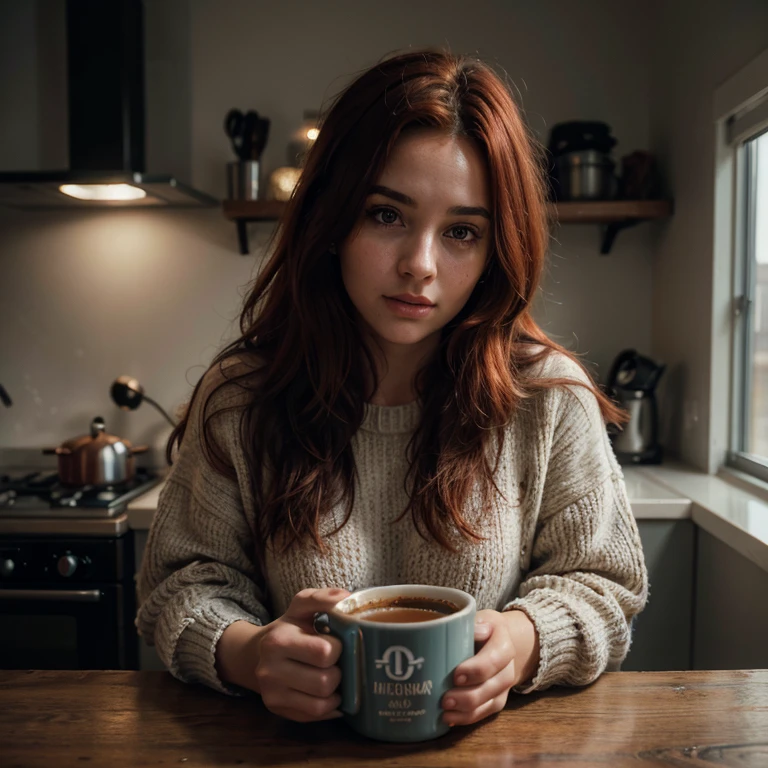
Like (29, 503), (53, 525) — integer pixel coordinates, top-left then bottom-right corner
(383, 296), (436, 318)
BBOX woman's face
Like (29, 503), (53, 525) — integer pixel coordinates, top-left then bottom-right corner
(339, 128), (491, 359)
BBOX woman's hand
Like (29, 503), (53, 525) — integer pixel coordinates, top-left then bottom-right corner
(441, 609), (540, 727)
(216, 587), (350, 722)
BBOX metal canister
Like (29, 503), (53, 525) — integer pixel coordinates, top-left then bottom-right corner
(555, 150), (615, 200)
(227, 160), (260, 200)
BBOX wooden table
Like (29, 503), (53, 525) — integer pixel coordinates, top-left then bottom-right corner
(1, 670), (767, 767)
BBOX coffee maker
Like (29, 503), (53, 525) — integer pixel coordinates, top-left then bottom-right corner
(606, 349), (665, 465)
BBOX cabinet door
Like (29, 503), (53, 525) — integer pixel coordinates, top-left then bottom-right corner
(622, 520), (694, 671)
(694, 529), (768, 669)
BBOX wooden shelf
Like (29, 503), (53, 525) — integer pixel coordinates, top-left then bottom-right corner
(549, 200), (673, 253)
(223, 199), (674, 255)
(549, 200), (672, 224)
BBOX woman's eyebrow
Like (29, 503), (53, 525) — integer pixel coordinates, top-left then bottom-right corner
(447, 204), (491, 220)
(369, 185), (491, 220)
(369, 185), (416, 206)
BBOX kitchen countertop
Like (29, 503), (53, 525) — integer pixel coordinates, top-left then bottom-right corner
(621, 467), (692, 518)
(2, 669), (766, 767)
(637, 463), (768, 573)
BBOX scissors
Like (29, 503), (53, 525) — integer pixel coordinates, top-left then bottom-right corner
(224, 109), (270, 161)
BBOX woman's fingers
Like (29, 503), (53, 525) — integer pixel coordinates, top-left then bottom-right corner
(268, 657), (341, 699)
(442, 610), (518, 726)
(454, 616), (514, 687)
(442, 690), (509, 726)
(290, 633), (343, 668)
(284, 587), (351, 625)
(259, 618), (343, 668)
(261, 686), (343, 723)
(443, 658), (516, 715)
(253, 589), (353, 723)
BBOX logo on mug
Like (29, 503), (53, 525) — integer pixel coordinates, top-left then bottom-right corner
(375, 645), (425, 681)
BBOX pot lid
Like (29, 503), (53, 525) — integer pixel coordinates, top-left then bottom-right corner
(59, 417), (134, 452)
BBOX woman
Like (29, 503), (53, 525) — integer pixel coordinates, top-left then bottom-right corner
(137, 49), (648, 728)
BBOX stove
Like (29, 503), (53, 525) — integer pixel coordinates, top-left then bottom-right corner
(0, 468), (161, 536)
(0, 468), (160, 669)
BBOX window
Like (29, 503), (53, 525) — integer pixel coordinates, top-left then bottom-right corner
(729, 80), (768, 481)
(742, 133), (768, 457)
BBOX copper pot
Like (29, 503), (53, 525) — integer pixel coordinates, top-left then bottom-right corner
(43, 416), (149, 486)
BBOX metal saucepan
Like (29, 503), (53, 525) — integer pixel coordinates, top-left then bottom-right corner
(43, 416), (148, 486)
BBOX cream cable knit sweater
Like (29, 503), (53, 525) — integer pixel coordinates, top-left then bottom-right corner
(136, 351), (648, 696)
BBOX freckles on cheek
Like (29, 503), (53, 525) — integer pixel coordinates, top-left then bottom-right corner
(450, 264), (482, 296)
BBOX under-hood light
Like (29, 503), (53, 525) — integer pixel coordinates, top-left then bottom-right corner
(59, 183), (147, 201)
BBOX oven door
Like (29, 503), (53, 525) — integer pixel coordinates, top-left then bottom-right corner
(0, 583), (133, 669)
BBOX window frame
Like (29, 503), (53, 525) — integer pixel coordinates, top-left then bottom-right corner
(725, 115), (768, 481)
(714, 47), (768, 483)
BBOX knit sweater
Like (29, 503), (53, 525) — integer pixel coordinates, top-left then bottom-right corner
(136, 350), (648, 696)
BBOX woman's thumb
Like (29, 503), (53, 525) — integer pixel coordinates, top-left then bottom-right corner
(284, 587), (350, 624)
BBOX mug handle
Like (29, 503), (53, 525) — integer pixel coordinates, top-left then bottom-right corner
(313, 612), (361, 715)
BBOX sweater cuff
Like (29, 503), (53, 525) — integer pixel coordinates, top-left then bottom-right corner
(174, 598), (263, 696)
(503, 589), (583, 694)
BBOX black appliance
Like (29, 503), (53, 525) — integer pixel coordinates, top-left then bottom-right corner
(0, 535), (137, 669)
(548, 121), (617, 157)
(0, 0), (216, 210)
(0, 468), (160, 670)
(606, 349), (665, 465)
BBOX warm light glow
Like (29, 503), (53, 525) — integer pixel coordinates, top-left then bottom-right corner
(306, 128), (319, 141)
(268, 166), (302, 201)
(59, 183), (147, 201)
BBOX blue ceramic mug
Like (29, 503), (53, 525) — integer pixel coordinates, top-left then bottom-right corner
(315, 584), (476, 742)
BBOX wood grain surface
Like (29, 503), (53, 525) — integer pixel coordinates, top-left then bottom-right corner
(1, 669), (767, 767)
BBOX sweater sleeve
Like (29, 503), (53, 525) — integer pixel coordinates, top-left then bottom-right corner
(136, 364), (271, 695)
(504, 366), (649, 692)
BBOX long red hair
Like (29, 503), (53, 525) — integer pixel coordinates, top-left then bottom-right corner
(168, 49), (626, 556)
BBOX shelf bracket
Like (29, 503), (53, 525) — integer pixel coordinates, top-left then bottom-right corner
(600, 219), (640, 255)
(236, 220), (249, 255)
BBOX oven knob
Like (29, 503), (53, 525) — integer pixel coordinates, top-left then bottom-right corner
(0, 558), (14, 577)
(57, 554), (79, 578)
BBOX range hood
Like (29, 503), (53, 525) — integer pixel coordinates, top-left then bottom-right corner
(0, 0), (216, 210)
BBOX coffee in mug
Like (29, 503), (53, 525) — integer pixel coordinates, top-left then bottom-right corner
(349, 596), (460, 624)
(315, 584), (476, 742)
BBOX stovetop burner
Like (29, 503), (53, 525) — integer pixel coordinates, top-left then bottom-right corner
(0, 467), (161, 519)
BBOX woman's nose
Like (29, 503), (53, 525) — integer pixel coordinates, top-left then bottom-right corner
(398, 233), (438, 280)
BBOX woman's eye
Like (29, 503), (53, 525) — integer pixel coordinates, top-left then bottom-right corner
(368, 207), (401, 226)
(450, 226), (471, 240)
(448, 225), (479, 244)
(380, 209), (399, 225)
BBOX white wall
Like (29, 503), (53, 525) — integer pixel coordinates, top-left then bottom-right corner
(0, 0), (653, 460)
(649, 0), (768, 471)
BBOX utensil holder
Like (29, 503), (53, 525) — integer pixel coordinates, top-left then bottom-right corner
(227, 160), (260, 200)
